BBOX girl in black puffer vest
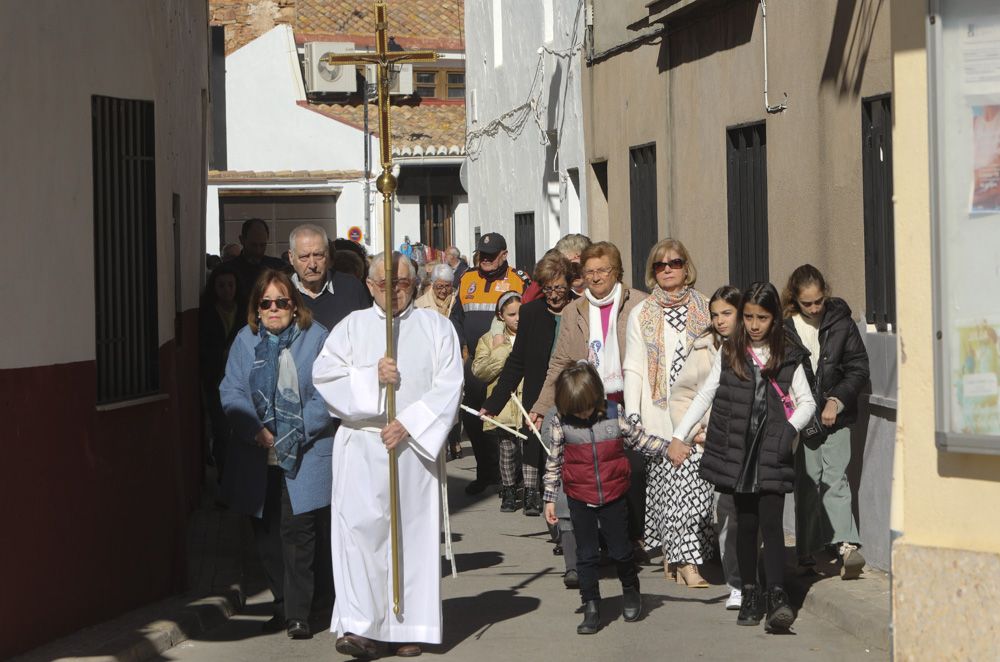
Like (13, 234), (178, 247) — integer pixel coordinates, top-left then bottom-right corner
(669, 283), (817, 633)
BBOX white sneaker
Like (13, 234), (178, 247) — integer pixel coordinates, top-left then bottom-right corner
(839, 542), (865, 580)
(726, 587), (742, 610)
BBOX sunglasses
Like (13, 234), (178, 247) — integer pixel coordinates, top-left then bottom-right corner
(259, 297), (293, 310)
(652, 258), (686, 273)
(479, 252), (500, 262)
(372, 278), (413, 291)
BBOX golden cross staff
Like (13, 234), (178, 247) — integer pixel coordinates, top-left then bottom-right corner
(323, 1), (438, 617)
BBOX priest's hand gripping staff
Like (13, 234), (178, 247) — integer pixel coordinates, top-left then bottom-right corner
(324, 1), (439, 616)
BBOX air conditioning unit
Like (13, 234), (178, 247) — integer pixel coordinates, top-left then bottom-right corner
(304, 42), (357, 93)
(364, 63), (414, 96)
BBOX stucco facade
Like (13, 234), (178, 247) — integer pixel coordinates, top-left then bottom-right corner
(0, 1), (209, 656)
(582, 0), (897, 570)
(890, 5), (1000, 658)
(463, 0), (588, 268)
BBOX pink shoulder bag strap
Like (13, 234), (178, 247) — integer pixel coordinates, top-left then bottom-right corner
(747, 348), (795, 420)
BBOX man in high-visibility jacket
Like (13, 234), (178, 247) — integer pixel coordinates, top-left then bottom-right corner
(450, 232), (530, 494)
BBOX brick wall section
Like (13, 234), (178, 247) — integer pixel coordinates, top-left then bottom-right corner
(210, 0), (298, 54)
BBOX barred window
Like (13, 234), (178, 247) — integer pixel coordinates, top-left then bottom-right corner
(92, 95), (159, 404)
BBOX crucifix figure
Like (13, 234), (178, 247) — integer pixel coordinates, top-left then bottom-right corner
(322, 1), (438, 619)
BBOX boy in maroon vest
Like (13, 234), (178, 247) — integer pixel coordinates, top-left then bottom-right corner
(542, 362), (672, 634)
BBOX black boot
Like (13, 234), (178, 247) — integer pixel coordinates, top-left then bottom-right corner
(622, 587), (642, 622)
(499, 486), (518, 512)
(577, 600), (600, 634)
(523, 488), (541, 516)
(736, 584), (764, 626)
(764, 585), (796, 632)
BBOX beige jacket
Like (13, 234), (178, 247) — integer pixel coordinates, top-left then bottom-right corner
(668, 333), (718, 443)
(471, 331), (523, 430)
(415, 288), (455, 318)
(531, 286), (647, 416)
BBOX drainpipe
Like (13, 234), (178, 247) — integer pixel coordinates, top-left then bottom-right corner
(760, 0), (788, 114)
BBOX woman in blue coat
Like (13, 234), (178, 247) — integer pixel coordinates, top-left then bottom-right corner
(220, 269), (334, 640)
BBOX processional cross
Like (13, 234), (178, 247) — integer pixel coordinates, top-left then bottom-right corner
(323, 0), (439, 617)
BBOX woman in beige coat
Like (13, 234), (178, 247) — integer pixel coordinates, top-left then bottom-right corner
(531, 241), (648, 542)
(623, 238), (712, 586)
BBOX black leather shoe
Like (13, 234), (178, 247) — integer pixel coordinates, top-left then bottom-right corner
(577, 600), (600, 634)
(499, 486), (518, 512)
(622, 587), (642, 622)
(563, 569), (579, 589)
(286, 619), (311, 639)
(261, 613), (284, 633)
(523, 489), (542, 516)
(465, 479), (489, 495)
(737, 584), (764, 626)
(764, 585), (796, 632)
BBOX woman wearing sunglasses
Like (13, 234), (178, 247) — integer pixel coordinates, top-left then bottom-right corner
(623, 238), (714, 587)
(219, 269), (336, 640)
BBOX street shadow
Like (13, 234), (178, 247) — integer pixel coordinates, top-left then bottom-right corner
(441, 550), (505, 576)
(427, 569), (548, 654)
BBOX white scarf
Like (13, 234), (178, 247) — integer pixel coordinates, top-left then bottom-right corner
(585, 282), (624, 394)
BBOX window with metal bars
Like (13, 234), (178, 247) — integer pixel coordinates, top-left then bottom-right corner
(726, 122), (769, 289)
(862, 95), (896, 332)
(514, 212), (536, 273)
(92, 95), (160, 404)
(629, 144), (658, 290)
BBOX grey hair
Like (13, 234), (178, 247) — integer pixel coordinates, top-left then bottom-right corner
(554, 233), (591, 258)
(369, 252), (419, 283)
(431, 263), (455, 283)
(288, 224), (329, 254)
(445, 246), (461, 258)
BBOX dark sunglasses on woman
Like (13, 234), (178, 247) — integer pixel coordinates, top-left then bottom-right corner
(259, 297), (293, 310)
(652, 258), (686, 273)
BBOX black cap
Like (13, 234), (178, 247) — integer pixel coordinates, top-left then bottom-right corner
(477, 232), (507, 253)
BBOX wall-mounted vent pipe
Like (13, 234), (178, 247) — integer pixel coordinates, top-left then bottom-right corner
(761, 0), (788, 114)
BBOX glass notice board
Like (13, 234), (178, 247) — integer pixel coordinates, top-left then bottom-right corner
(929, 0), (1000, 453)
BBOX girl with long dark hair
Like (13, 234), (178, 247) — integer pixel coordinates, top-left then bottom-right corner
(669, 282), (816, 633)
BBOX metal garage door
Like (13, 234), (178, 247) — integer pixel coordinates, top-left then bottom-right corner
(219, 192), (338, 259)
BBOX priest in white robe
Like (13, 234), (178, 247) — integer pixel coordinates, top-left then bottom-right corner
(313, 252), (463, 659)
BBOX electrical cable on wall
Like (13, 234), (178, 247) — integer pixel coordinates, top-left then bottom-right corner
(465, 5), (584, 162)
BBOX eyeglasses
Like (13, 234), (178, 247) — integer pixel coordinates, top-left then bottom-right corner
(259, 297), (292, 310)
(371, 278), (413, 291)
(542, 285), (568, 295)
(583, 266), (615, 278)
(432, 282), (453, 290)
(479, 252), (500, 262)
(652, 258), (686, 274)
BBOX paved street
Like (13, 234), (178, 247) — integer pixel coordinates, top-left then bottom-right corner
(163, 451), (885, 662)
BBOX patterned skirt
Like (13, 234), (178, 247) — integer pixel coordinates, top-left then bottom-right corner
(644, 447), (716, 563)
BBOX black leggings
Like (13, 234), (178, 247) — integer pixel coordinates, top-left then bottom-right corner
(734, 492), (786, 589)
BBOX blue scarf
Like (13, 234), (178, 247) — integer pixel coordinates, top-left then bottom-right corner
(250, 323), (304, 478)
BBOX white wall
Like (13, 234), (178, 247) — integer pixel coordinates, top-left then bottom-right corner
(214, 24), (381, 253)
(464, 0), (588, 264)
(0, 0), (208, 369)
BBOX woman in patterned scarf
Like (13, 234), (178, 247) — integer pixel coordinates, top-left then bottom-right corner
(219, 269), (336, 639)
(623, 239), (713, 587)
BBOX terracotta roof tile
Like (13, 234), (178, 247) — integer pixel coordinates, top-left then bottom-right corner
(296, 0), (464, 50)
(302, 100), (467, 155)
